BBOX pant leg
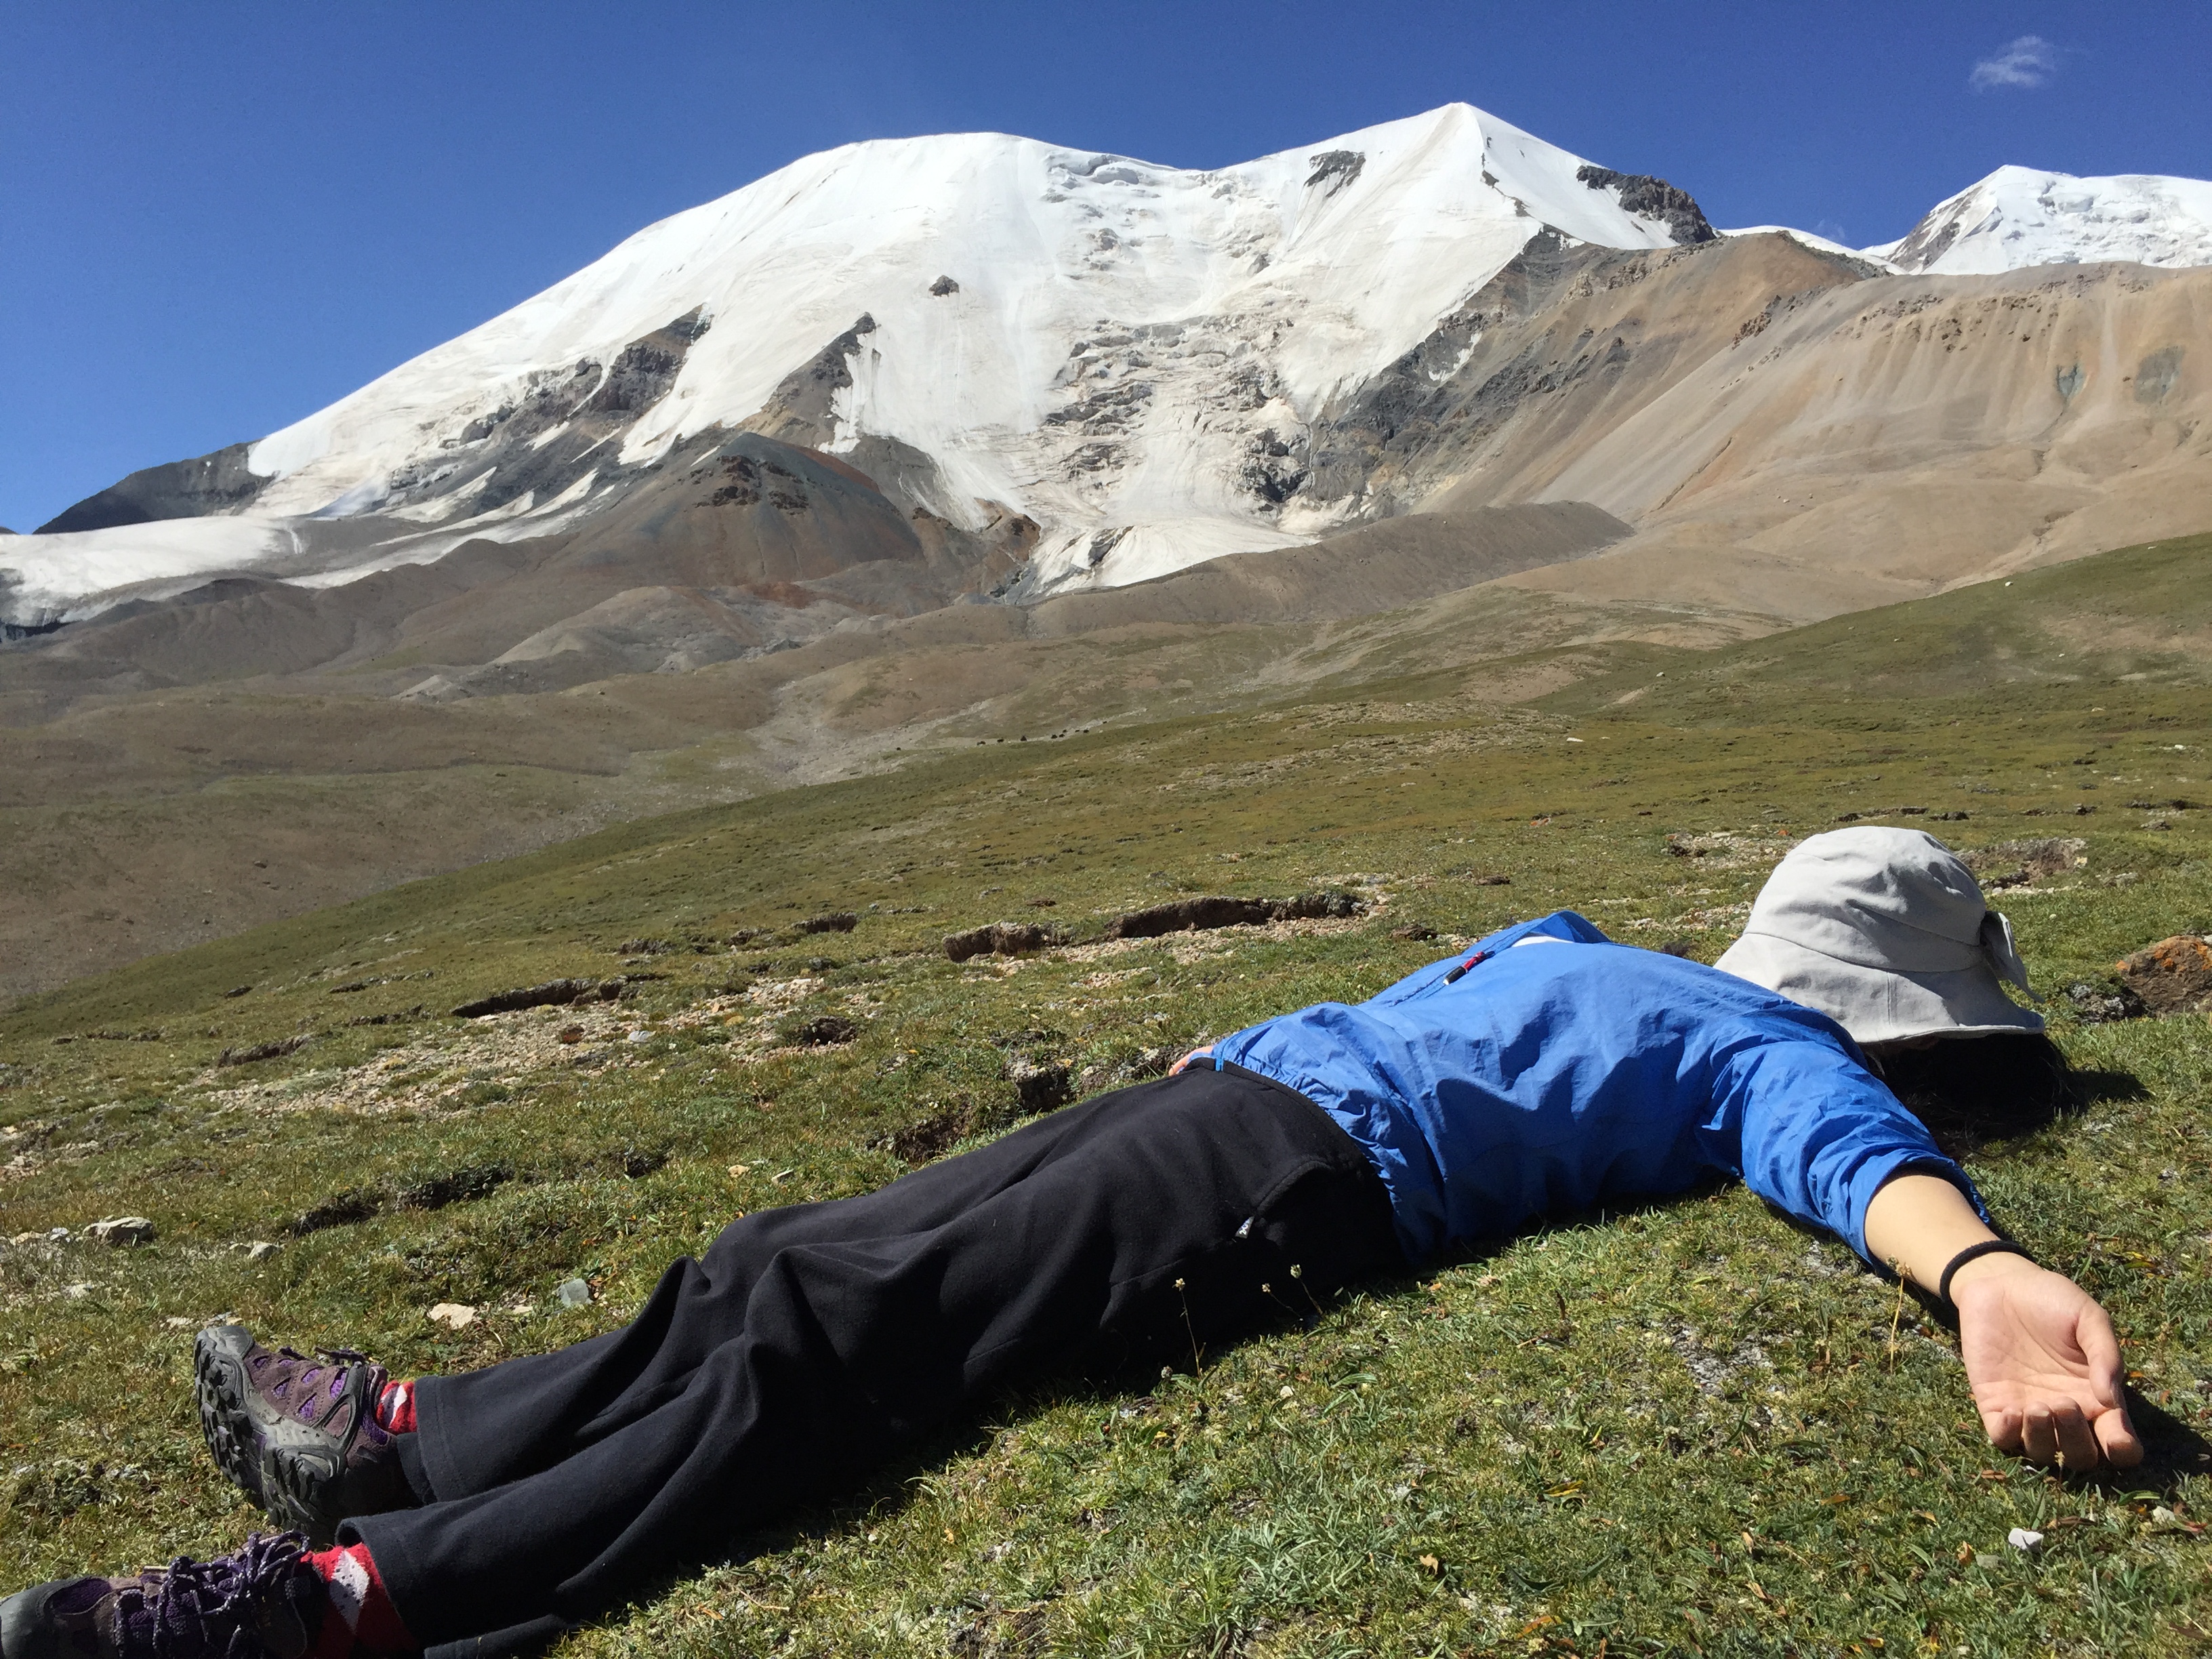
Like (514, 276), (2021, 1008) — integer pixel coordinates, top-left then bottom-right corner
(352, 1067), (1400, 1645)
(408, 1084), (1153, 1500)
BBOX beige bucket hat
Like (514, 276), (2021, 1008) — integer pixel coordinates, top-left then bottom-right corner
(1715, 825), (2043, 1046)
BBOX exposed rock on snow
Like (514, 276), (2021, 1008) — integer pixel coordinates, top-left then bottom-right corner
(1573, 165), (1715, 245)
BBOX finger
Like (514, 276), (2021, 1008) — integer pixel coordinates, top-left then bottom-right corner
(2050, 1402), (2099, 1472)
(2020, 1406), (2058, 1465)
(2094, 1402), (2145, 1469)
(2075, 1301), (2128, 1408)
(1980, 1403), (2023, 1454)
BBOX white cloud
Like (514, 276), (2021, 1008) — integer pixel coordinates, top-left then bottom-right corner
(1970, 35), (2059, 91)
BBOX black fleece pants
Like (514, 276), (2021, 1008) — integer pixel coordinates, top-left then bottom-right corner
(348, 1065), (1402, 1651)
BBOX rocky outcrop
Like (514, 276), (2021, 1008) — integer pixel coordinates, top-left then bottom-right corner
(38, 443), (270, 535)
(2116, 935), (2212, 1015)
(419, 308), (711, 517)
(1574, 165), (1716, 245)
(743, 314), (878, 449)
(1306, 150), (1365, 192)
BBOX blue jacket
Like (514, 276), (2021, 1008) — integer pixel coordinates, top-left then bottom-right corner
(1211, 911), (1979, 1266)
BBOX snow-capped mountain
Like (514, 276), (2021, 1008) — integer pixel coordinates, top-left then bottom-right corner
(1869, 165), (2212, 274)
(5, 104), (1712, 625)
(10, 108), (2211, 640)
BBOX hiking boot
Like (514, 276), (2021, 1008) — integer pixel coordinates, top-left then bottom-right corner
(194, 1327), (412, 1547)
(1, 1533), (325, 1659)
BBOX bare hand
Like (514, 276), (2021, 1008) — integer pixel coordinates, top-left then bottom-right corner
(1954, 1254), (2142, 1469)
(1168, 1044), (1214, 1076)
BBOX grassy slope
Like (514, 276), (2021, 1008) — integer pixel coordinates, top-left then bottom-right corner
(0, 577), (1759, 1002)
(4, 534), (2211, 1655)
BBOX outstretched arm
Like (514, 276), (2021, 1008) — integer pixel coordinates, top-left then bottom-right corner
(1863, 1172), (2141, 1469)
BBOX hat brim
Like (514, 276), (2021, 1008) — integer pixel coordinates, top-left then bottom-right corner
(1715, 931), (2045, 1046)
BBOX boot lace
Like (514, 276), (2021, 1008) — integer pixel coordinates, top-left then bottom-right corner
(115, 1533), (315, 1659)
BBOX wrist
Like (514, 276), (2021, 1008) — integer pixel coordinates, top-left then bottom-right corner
(1947, 1248), (2044, 1304)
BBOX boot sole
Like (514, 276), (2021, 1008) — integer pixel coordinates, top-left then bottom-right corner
(193, 1326), (269, 1507)
(192, 1326), (350, 1546)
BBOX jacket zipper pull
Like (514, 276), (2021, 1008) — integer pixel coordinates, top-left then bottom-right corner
(1441, 949), (1492, 985)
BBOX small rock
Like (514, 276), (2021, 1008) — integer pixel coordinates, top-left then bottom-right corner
(62, 1282), (93, 1299)
(2007, 1528), (2044, 1553)
(2065, 981), (2145, 1023)
(244, 1241), (281, 1262)
(556, 1025), (585, 1044)
(556, 1278), (592, 1309)
(2115, 935), (2212, 1015)
(428, 1303), (478, 1331)
(46, 1227), (71, 1244)
(9, 1231), (45, 1246)
(626, 1029), (653, 1044)
(163, 1317), (196, 1330)
(86, 1218), (155, 1248)
(1391, 924), (1439, 942)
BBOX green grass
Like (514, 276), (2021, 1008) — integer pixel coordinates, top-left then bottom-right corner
(5, 535), (2212, 1654)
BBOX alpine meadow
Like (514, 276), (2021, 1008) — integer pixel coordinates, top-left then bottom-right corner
(7, 79), (2212, 1659)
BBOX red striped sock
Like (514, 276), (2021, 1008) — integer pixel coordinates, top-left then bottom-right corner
(374, 1379), (416, 1435)
(304, 1542), (415, 1657)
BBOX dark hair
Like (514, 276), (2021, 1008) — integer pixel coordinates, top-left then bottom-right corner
(1866, 1032), (2074, 1156)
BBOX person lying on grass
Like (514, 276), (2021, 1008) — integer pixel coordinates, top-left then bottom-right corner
(2, 826), (2141, 1659)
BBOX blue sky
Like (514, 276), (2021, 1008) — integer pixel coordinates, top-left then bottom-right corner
(4, 1), (2208, 532)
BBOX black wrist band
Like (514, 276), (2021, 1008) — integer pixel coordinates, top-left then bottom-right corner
(1937, 1239), (2035, 1308)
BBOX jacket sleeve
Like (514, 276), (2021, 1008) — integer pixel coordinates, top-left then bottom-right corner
(1698, 1033), (1988, 1263)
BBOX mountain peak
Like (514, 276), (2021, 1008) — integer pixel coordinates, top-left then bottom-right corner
(1876, 164), (2212, 274)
